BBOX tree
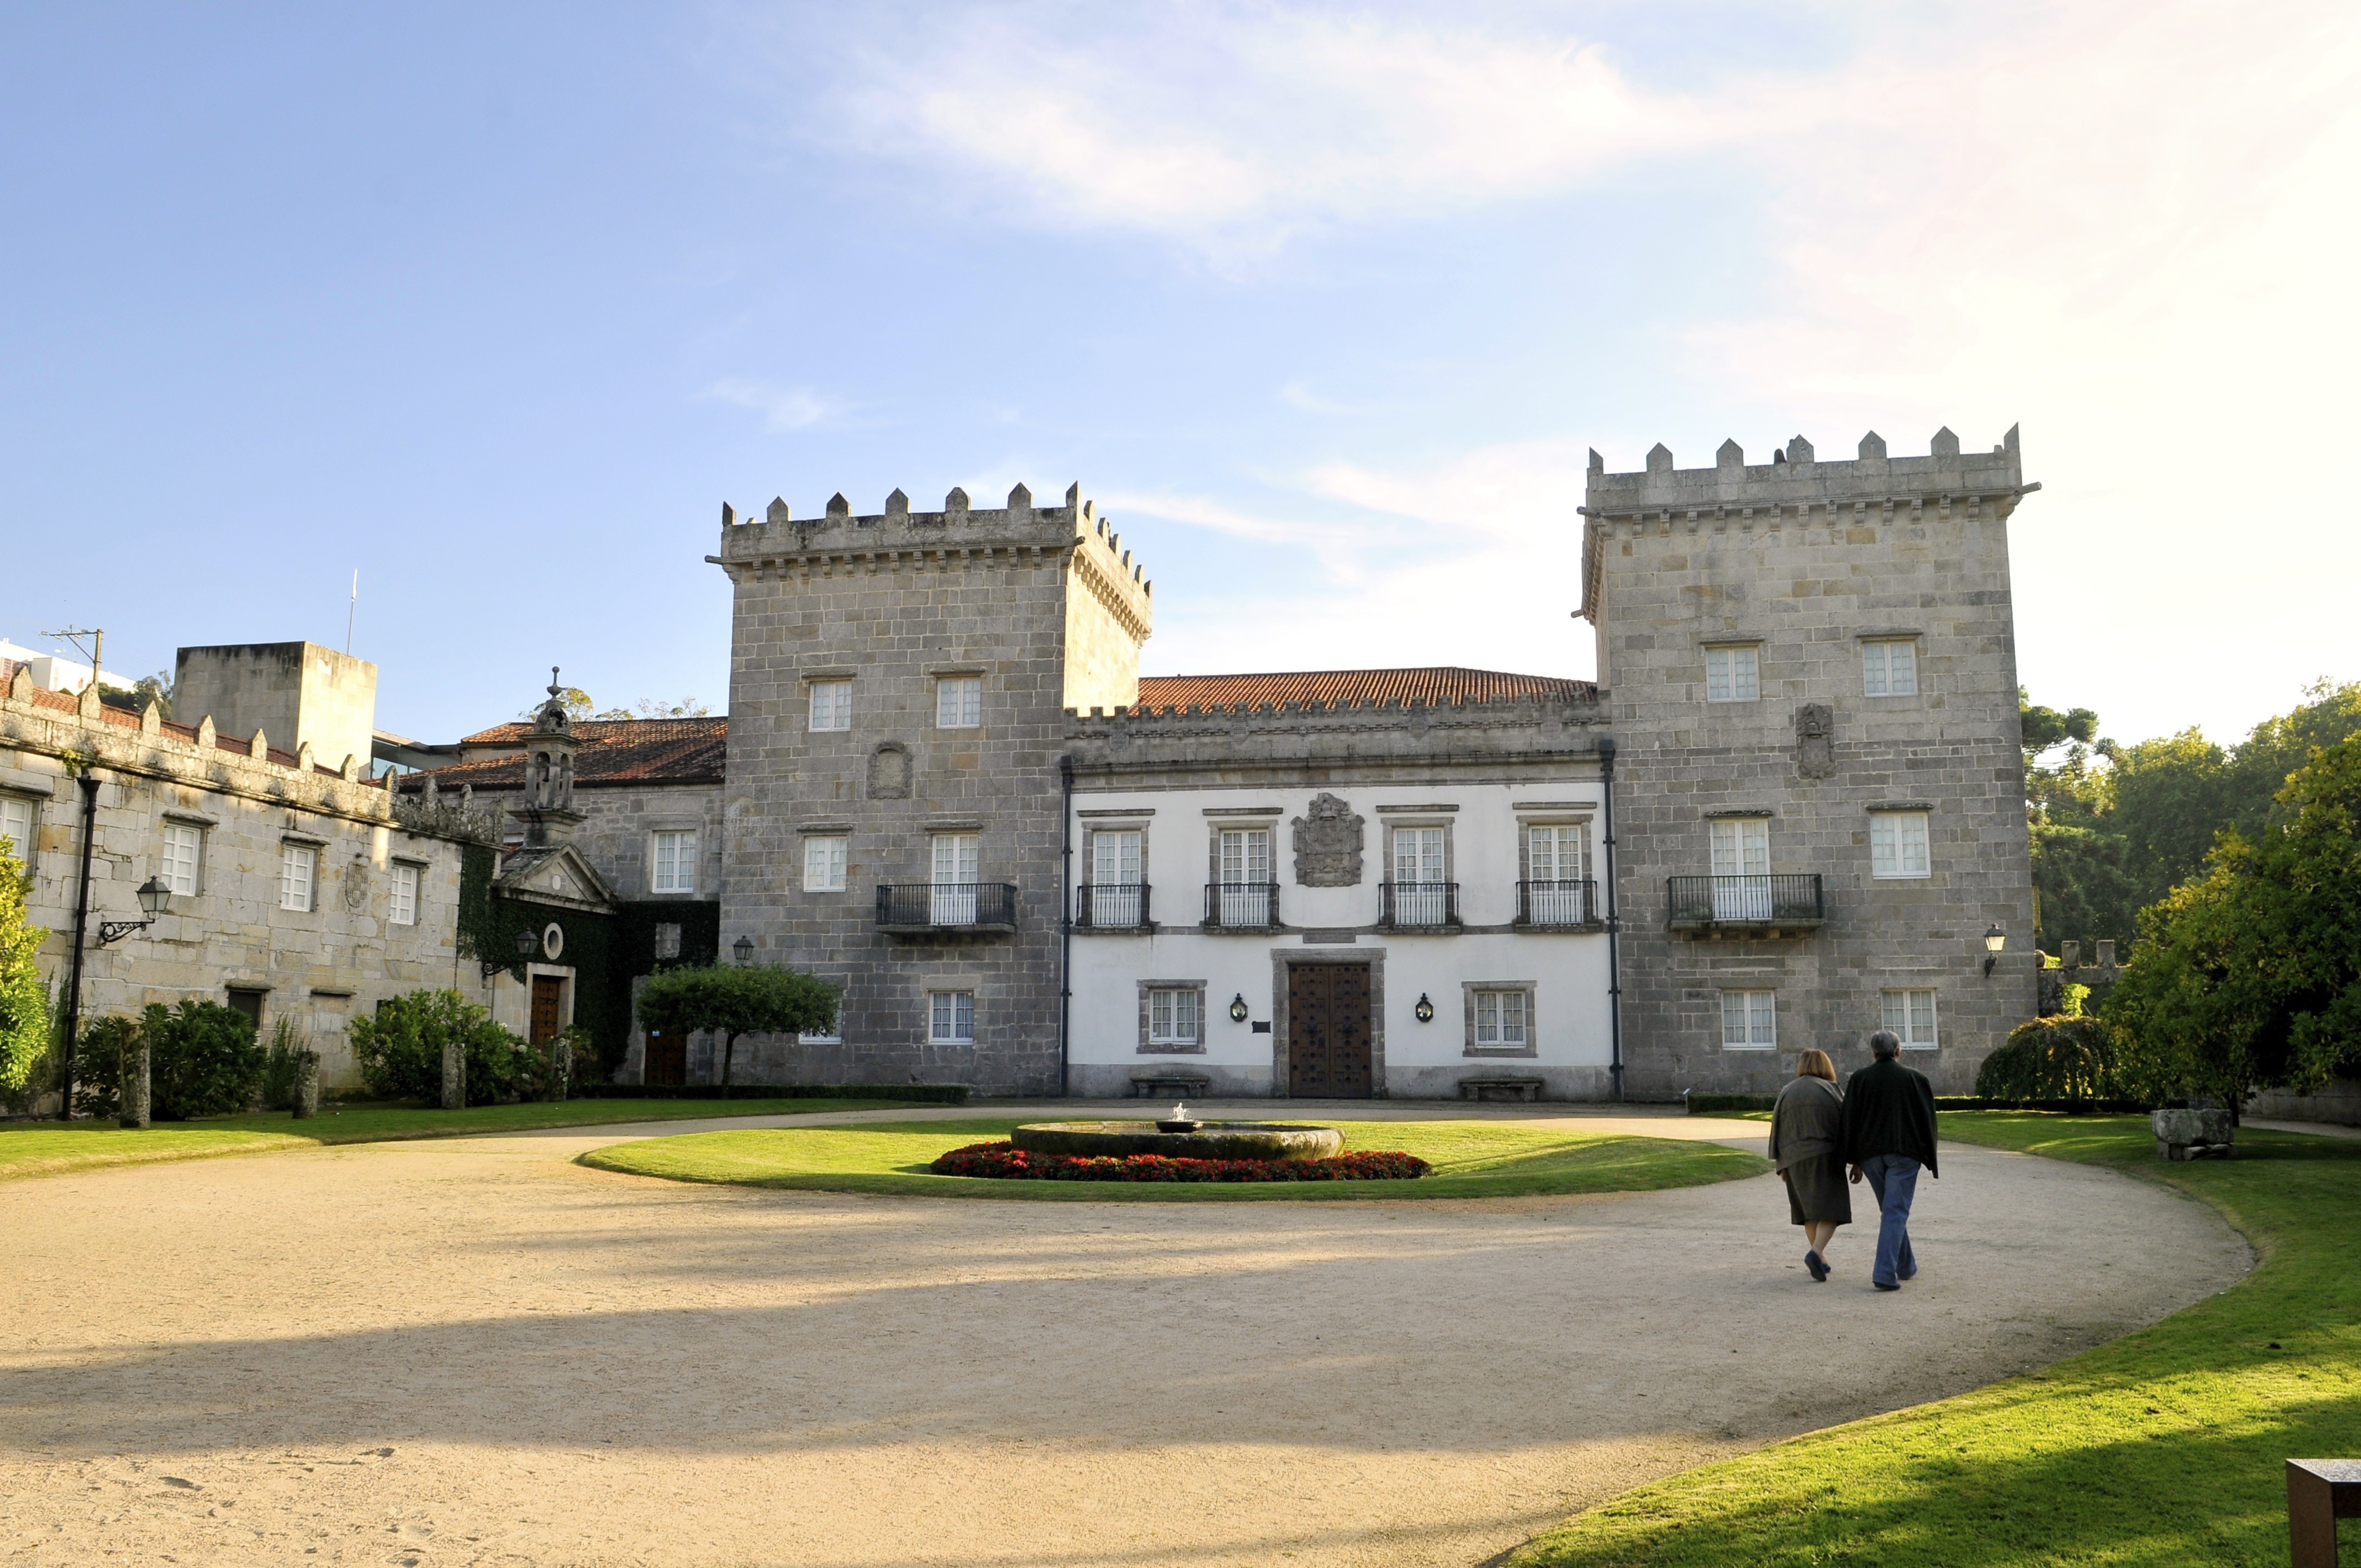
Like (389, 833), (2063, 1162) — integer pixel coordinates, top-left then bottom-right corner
(2107, 733), (2361, 1106)
(635, 964), (837, 1097)
(2020, 691), (2099, 760)
(0, 833), (48, 1095)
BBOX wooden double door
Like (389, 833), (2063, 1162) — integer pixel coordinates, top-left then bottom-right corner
(1287, 963), (1373, 1098)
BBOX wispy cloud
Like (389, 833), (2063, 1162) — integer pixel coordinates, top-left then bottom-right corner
(704, 378), (845, 432)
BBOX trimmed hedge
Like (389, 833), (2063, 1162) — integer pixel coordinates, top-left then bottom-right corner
(929, 1141), (1431, 1182)
(571, 1081), (969, 1105)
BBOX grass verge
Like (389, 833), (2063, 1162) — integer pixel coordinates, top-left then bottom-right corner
(577, 1117), (1769, 1201)
(0, 1097), (929, 1182)
(1505, 1111), (2361, 1567)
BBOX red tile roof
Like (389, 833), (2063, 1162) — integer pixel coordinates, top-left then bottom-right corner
(1128, 667), (1594, 712)
(407, 717), (728, 792)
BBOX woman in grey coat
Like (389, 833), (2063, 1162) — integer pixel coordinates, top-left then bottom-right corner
(1768, 1049), (1852, 1281)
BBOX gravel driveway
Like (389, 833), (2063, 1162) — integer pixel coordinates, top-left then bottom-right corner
(0, 1103), (2248, 1567)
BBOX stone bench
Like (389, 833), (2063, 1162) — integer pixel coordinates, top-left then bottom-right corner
(1130, 1070), (1212, 1100)
(2154, 1106), (2235, 1161)
(2288, 1458), (2361, 1566)
(1460, 1075), (1546, 1103)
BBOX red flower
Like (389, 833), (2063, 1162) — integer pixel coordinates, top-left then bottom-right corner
(928, 1143), (1432, 1183)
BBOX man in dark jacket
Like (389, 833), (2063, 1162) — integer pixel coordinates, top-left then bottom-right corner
(1843, 1030), (1940, 1291)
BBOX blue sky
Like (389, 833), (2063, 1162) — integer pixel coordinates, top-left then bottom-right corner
(5, 2), (2356, 746)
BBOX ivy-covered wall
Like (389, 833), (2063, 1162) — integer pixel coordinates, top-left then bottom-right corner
(485, 893), (618, 1059)
(480, 893), (718, 1079)
(602, 901), (721, 1075)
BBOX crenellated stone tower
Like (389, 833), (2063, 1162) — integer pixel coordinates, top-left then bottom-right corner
(1581, 427), (2039, 1095)
(711, 482), (1151, 1092)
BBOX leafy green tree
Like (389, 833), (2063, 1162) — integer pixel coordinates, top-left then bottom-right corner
(636, 964), (837, 1096)
(2107, 733), (2361, 1105)
(0, 834), (49, 1096)
(2020, 692), (2098, 759)
(349, 989), (531, 1106)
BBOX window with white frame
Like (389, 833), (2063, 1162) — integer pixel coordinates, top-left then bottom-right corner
(389, 862), (419, 926)
(1862, 640), (1918, 697)
(1391, 826), (1444, 883)
(935, 676), (981, 729)
(160, 823), (203, 896)
(1472, 988), (1530, 1049)
(1147, 986), (1199, 1048)
(1215, 827), (1274, 925)
(808, 680), (852, 731)
(1721, 989), (1777, 1049)
(1882, 988), (1939, 1049)
(803, 834), (848, 892)
(1870, 811), (1931, 879)
(1089, 829), (1144, 927)
(0, 796), (34, 869)
(278, 843), (316, 912)
(928, 990), (975, 1043)
(651, 829), (697, 893)
(1705, 644), (1760, 702)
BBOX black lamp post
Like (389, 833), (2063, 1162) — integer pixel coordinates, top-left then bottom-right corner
(732, 934), (755, 967)
(1983, 923), (2007, 977)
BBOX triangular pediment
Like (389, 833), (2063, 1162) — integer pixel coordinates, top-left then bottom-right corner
(495, 841), (616, 912)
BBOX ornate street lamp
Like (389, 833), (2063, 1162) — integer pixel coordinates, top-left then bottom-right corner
(733, 934), (756, 967)
(482, 924), (540, 981)
(1983, 923), (2007, 977)
(97, 877), (171, 947)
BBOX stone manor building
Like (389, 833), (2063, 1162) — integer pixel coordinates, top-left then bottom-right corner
(407, 426), (2039, 1099)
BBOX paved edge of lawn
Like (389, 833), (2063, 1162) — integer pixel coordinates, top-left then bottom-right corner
(574, 1117), (1774, 1202)
(0, 1098), (938, 1183)
(1500, 1112), (2360, 1568)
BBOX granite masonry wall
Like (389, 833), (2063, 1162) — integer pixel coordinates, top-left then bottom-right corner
(1583, 427), (2040, 1096)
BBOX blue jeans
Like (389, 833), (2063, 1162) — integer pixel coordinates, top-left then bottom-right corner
(1860, 1154), (1921, 1286)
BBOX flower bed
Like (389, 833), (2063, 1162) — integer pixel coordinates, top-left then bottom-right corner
(928, 1141), (1432, 1183)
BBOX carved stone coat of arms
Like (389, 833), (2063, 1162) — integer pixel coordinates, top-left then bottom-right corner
(1291, 793), (1365, 886)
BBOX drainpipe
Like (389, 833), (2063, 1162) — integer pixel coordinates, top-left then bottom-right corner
(56, 771), (101, 1121)
(1598, 736), (1624, 1103)
(1057, 753), (1073, 1098)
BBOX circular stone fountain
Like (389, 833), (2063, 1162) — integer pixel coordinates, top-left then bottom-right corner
(1012, 1120), (1345, 1161)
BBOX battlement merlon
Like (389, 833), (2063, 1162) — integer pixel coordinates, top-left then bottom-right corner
(706, 481), (1153, 613)
(1579, 426), (2036, 517)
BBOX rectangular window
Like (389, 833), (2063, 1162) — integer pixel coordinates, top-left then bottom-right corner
(1705, 645), (1760, 702)
(1391, 826), (1444, 883)
(928, 990), (975, 1043)
(1882, 989), (1940, 1049)
(935, 677), (981, 729)
(931, 833), (980, 925)
(278, 843), (316, 912)
(1473, 989), (1529, 1047)
(1863, 640), (1918, 697)
(808, 680), (852, 731)
(803, 834), (848, 892)
(651, 829), (697, 894)
(160, 823), (203, 896)
(1870, 811), (1931, 879)
(0, 796), (32, 868)
(1708, 816), (1773, 920)
(1092, 829), (1142, 885)
(1721, 990), (1777, 1049)
(389, 863), (419, 926)
(1218, 828), (1271, 883)
(1147, 987), (1199, 1047)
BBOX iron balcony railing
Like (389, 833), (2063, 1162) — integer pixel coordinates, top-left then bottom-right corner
(1075, 882), (1150, 930)
(1380, 881), (1459, 928)
(875, 883), (1019, 932)
(1517, 879), (1599, 927)
(1203, 881), (1280, 929)
(1666, 873), (1825, 927)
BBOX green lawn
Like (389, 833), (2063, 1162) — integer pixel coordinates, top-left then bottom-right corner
(0, 1098), (929, 1181)
(577, 1117), (1770, 1200)
(1506, 1111), (2361, 1567)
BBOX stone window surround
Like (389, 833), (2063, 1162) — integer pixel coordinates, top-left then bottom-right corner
(1719, 988), (1779, 1051)
(1698, 637), (1764, 704)
(800, 829), (850, 894)
(645, 821), (702, 897)
(1136, 978), (1208, 1054)
(1880, 986), (1941, 1051)
(925, 825), (986, 885)
(1083, 819), (1151, 885)
(278, 837), (322, 915)
(1268, 947), (1386, 1097)
(926, 984), (980, 1045)
(1867, 806), (1934, 880)
(1205, 807), (1281, 886)
(1856, 630), (1925, 698)
(159, 814), (210, 897)
(933, 672), (984, 730)
(1462, 980), (1539, 1058)
(388, 855), (426, 927)
(801, 671), (856, 733)
(0, 788), (40, 873)
(1514, 811), (1594, 889)
(1374, 805), (1456, 887)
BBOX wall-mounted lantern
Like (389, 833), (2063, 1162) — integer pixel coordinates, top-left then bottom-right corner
(482, 924), (540, 981)
(1413, 992), (1435, 1024)
(733, 934), (756, 967)
(1983, 924), (2007, 977)
(97, 877), (171, 947)
(1228, 992), (1249, 1023)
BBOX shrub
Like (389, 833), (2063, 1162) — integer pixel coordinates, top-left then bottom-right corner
(258, 1018), (304, 1111)
(928, 1142), (1432, 1182)
(139, 999), (264, 1120)
(349, 989), (531, 1106)
(0, 834), (47, 1098)
(67, 1014), (143, 1120)
(1976, 1015), (2123, 1102)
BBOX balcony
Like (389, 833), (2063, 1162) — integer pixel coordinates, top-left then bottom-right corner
(1380, 881), (1460, 930)
(1516, 879), (1600, 929)
(1075, 882), (1151, 931)
(875, 883), (1018, 936)
(1203, 881), (1281, 931)
(1666, 874), (1825, 936)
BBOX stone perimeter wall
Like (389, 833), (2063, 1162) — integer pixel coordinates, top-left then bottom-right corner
(1587, 429), (2039, 1096)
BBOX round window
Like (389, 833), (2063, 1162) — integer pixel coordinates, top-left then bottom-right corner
(542, 922), (565, 961)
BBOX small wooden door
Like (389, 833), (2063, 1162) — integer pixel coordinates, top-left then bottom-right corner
(1286, 963), (1373, 1098)
(529, 975), (565, 1046)
(644, 1029), (687, 1087)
